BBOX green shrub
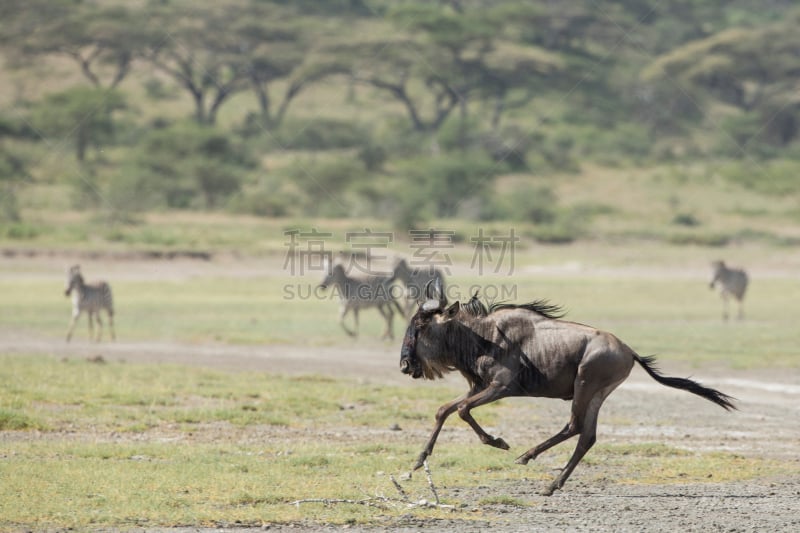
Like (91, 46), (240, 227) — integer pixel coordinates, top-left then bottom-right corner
(0, 409), (40, 430)
(482, 183), (558, 223)
(666, 232), (730, 246)
(272, 118), (370, 150)
(671, 212), (701, 226)
(3, 222), (40, 239)
(396, 154), (504, 218)
(133, 122), (254, 209)
(718, 159), (800, 195)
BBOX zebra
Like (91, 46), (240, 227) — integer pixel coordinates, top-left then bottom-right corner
(709, 260), (748, 320)
(391, 258), (446, 317)
(319, 259), (403, 339)
(64, 265), (115, 342)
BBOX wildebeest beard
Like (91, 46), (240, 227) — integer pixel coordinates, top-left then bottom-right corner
(400, 311), (494, 384)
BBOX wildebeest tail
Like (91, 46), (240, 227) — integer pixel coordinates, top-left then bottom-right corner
(633, 354), (737, 411)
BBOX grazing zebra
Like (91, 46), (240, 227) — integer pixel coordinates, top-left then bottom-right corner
(709, 260), (748, 320)
(319, 260), (403, 339)
(391, 258), (446, 317)
(64, 265), (115, 342)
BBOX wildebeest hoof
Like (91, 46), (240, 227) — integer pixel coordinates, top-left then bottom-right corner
(540, 484), (557, 497)
(413, 452), (428, 470)
(488, 437), (510, 450)
(514, 455), (531, 465)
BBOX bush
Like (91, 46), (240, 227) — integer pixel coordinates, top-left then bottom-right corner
(671, 213), (701, 227)
(228, 177), (301, 217)
(397, 154), (504, 218)
(2, 222), (40, 240)
(357, 143), (387, 172)
(272, 118), (370, 150)
(282, 156), (366, 216)
(718, 159), (800, 195)
(483, 183), (558, 223)
(132, 122), (254, 209)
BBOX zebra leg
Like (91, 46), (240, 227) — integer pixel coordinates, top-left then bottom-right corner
(721, 293), (730, 321)
(95, 313), (104, 342)
(87, 311), (95, 340)
(351, 307), (359, 338)
(66, 310), (81, 343)
(339, 306), (356, 337)
(108, 311), (116, 340)
(378, 304), (394, 340)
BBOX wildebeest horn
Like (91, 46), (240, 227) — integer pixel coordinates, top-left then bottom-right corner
(423, 276), (446, 311)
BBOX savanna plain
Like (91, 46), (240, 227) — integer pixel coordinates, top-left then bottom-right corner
(1, 234), (799, 533)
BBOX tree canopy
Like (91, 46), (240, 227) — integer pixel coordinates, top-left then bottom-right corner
(2, 0), (799, 224)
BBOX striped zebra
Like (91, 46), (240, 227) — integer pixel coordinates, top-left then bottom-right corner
(64, 265), (115, 342)
(319, 260), (403, 339)
(709, 260), (748, 320)
(391, 258), (446, 317)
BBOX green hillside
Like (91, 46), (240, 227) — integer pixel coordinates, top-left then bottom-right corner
(2, 0), (800, 250)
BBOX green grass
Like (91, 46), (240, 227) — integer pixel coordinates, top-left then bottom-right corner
(0, 354), (792, 529)
(3, 241), (800, 368)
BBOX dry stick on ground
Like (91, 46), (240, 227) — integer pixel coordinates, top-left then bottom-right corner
(290, 464), (454, 510)
(390, 474), (410, 503)
(423, 460), (440, 505)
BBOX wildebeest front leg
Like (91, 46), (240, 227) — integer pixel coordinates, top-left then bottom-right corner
(414, 384), (510, 470)
(414, 393), (468, 470)
(456, 383), (511, 451)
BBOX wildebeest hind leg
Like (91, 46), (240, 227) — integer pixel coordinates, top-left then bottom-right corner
(515, 421), (578, 465)
(541, 379), (621, 496)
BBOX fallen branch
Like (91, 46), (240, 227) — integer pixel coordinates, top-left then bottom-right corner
(423, 460), (440, 505)
(289, 462), (456, 511)
(288, 497), (393, 510)
(390, 474), (410, 503)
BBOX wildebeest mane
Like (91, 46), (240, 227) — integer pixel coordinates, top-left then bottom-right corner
(460, 295), (566, 320)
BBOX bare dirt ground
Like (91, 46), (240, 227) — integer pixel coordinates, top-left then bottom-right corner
(3, 334), (800, 533)
(2, 253), (799, 532)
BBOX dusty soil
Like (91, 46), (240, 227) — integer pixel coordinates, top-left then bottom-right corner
(3, 334), (800, 533)
(3, 253), (800, 532)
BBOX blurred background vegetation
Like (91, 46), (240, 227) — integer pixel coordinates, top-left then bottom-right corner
(1, 0), (800, 248)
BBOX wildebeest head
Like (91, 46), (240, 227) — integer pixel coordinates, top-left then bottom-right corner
(399, 276), (460, 379)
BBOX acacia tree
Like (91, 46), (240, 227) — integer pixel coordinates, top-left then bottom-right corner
(0, 143), (27, 221)
(31, 87), (126, 162)
(642, 15), (800, 148)
(140, 4), (253, 125)
(140, 2), (330, 126)
(1, 1), (146, 89)
(237, 13), (347, 129)
(331, 2), (566, 136)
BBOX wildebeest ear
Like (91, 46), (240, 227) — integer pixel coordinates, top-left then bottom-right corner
(445, 302), (460, 317)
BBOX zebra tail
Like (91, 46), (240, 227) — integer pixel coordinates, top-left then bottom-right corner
(633, 354), (737, 411)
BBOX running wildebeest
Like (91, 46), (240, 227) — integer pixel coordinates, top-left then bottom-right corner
(319, 259), (403, 339)
(64, 264), (115, 342)
(399, 278), (736, 496)
(709, 260), (748, 320)
(391, 258), (446, 317)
